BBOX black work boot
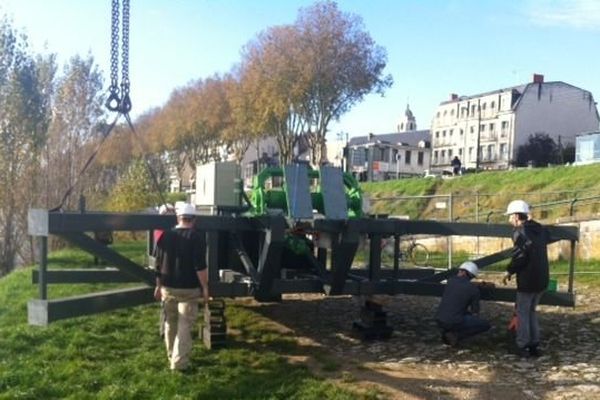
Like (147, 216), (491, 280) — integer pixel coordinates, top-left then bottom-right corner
(509, 344), (529, 358)
(442, 331), (459, 347)
(528, 345), (542, 357)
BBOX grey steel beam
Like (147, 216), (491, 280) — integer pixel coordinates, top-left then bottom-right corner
(32, 269), (139, 284)
(254, 217), (286, 301)
(314, 218), (578, 240)
(60, 232), (154, 286)
(27, 286), (154, 326)
(29, 209), (262, 235)
(327, 220), (360, 295)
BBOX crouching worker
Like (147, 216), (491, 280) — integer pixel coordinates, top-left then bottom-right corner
(435, 261), (491, 346)
(154, 203), (209, 371)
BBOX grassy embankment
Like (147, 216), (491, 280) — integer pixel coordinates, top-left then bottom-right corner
(0, 242), (379, 400)
(360, 163), (600, 287)
(362, 162), (600, 222)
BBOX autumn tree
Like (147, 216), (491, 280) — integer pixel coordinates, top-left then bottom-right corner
(46, 54), (105, 210)
(0, 17), (53, 274)
(222, 71), (264, 162)
(241, 25), (307, 166)
(294, 1), (392, 165)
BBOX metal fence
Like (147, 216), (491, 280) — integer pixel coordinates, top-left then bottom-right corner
(368, 190), (600, 224)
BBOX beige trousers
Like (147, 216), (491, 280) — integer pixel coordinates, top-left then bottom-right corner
(161, 287), (201, 370)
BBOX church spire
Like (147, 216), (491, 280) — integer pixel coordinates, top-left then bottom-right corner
(397, 103), (416, 132)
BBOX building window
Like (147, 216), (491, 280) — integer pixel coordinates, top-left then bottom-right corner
(480, 124), (485, 132)
(442, 130), (446, 137)
(489, 123), (495, 133)
(449, 129), (454, 136)
(460, 129), (464, 136)
(500, 143), (507, 160)
(436, 112), (440, 117)
(468, 147), (473, 161)
(405, 150), (412, 164)
(434, 150), (438, 163)
(417, 151), (424, 165)
(450, 109), (455, 116)
(491, 101), (495, 109)
(436, 131), (440, 138)
(470, 126), (475, 134)
(471, 105), (476, 114)
(449, 149), (453, 158)
(487, 145), (494, 161)
(458, 148), (463, 156)
(500, 121), (508, 136)
(482, 103), (486, 110)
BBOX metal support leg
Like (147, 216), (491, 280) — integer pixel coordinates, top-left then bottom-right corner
(39, 236), (47, 300)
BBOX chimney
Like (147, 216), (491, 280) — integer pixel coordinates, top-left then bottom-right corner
(450, 93), (458, 101)
(533, 74), (544, 84)
(368, 132), (375, 141)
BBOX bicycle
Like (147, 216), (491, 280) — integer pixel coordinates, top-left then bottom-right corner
(381, 235), (430, 266)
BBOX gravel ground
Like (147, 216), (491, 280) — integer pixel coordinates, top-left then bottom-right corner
(238, 282), (600, 400)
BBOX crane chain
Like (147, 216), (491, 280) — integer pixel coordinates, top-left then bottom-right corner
(105, 0), (131, 113)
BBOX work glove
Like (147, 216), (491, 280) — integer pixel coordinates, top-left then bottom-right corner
(502, 273), (512, 286)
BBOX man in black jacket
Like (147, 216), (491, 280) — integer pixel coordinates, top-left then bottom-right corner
(154, 203), (209, 370)
(436, 261), (491, 346)
(503, 199), (549, 357)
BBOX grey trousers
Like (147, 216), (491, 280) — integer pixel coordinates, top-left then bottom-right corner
(515, 291), (543, 349)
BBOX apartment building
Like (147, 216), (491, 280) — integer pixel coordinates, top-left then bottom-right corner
(430, 74), (600, 170)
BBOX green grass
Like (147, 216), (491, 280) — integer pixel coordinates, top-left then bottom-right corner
(0, 243), (377, 400)
(362, 163), (600, 222)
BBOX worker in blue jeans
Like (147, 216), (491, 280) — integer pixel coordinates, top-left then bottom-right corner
(436, 261), (491, 346)
(503, 199), (549, 358)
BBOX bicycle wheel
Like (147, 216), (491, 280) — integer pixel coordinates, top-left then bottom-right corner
(409, 243), (430, 266)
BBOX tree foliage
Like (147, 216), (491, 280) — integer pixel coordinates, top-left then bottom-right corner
(105, 158), (163, 212)
(0, 17), (53, 274)
(515, 133), (560, 167)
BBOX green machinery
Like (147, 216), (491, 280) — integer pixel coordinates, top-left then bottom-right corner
(250, 165), (363, 219)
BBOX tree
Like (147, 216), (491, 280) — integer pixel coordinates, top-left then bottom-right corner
(45, 54), (105, 210)
(294, 1), (392, 166)
(240, 1), (391, 166)
(515, 133), (560, 167)
(0, 17), (53, 274)
(105, 158), (163, 212)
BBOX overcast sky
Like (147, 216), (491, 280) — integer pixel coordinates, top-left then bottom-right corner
(2, 0), (600, 139)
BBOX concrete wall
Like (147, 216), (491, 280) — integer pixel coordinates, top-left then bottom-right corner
(420, 219), (600, 262)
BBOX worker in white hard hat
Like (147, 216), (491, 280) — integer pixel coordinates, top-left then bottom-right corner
(435, 261), (491, 347)
(153, 203), (209, 370)
(503, 199), (549, 358)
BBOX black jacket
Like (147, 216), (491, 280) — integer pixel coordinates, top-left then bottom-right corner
(436, 275), (480, 328)
(154, 227), (207, 289)
(507, 219), (549, 293)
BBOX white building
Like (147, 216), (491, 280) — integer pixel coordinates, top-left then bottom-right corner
(345, 105), (431, 181)
(430, 74), (600, 170)
(575, 131), (600, 165)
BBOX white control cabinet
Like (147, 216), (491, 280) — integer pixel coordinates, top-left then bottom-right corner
(195, 161), (241, 207)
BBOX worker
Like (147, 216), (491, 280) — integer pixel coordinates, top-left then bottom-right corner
(451, 156), (462, 176)
(435, 261), (491, 346)
(154, 203), (209, 371)
(503, 199), (549, 358)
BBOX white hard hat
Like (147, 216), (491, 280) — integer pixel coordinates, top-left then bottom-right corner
(176, 203), (197, 216)
(505, 200), (530, 215)
(459, 261), (479, 277)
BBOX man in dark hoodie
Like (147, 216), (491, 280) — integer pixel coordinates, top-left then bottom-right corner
(503, 199), (549, 357)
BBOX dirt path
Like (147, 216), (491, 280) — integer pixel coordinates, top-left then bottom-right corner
(236, 284), (600, 399)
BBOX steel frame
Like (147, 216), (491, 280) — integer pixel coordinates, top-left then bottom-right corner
(27, 209), (579, 325)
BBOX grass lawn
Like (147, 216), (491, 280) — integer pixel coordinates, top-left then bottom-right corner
(0, 242), (379, 400)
